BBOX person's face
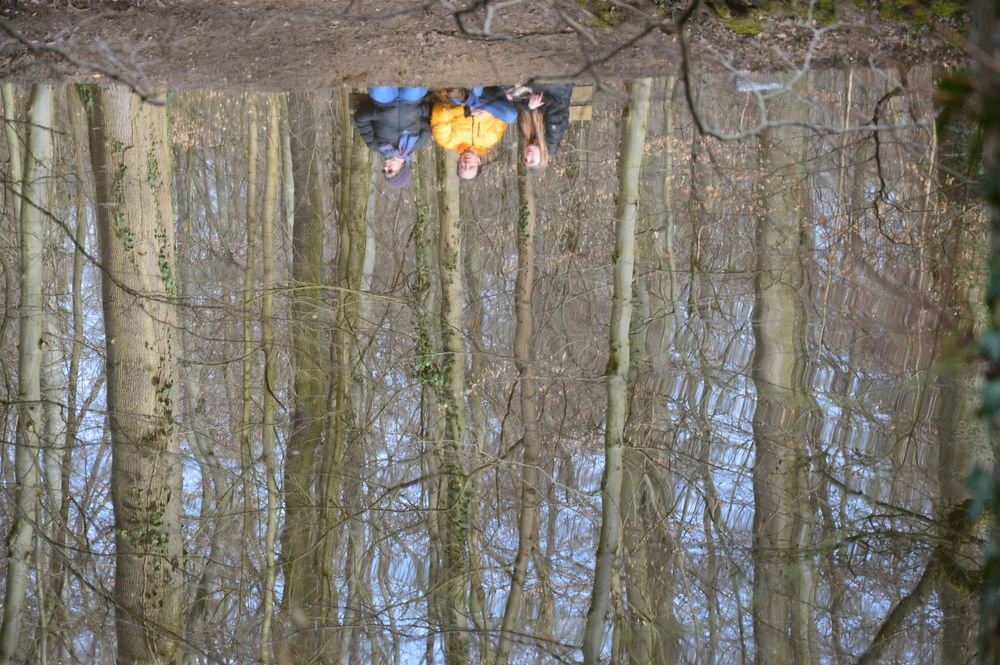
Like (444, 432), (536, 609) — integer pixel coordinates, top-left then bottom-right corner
(524, 144), (541, 168)
(458, 150), (481, 180)
(383, 156), (404, 179)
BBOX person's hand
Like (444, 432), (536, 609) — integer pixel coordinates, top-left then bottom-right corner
(470, 108), (488, 117)
(528, 93), (545, 110)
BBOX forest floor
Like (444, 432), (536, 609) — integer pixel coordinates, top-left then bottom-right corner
(0, 0), (968, 92)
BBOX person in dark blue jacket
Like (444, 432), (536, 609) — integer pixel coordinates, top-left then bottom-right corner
(354, 87), (432, 189)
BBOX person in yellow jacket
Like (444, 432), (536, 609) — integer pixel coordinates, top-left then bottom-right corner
(431, 88), (515, 180)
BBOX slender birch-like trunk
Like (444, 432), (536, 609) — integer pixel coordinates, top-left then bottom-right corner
(280, 96), (295, 237)
(620, 74), (681, 665)
(240, 98), (259, 613)
(334, 93), (375, 664)
(39, 314), (66, 665)
(84, 83), (184, 664)
(2, 84), (22, 225)
(461, 197), (491, 663)
(496, 143), (541, 665)
(0, 83), (54, 665)
(582, 78), (652, 665)
(260, 94), (281, 665)
(46, 87), (91, 665)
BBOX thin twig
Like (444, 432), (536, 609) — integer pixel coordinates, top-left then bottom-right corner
(0, 18), (163, 105)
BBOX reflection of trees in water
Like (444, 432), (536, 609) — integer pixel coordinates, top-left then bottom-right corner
(749, 76), (818, 665)
(0, 69), (987, 664)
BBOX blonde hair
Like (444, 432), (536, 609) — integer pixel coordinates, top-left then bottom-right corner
(518, 109), (549, 173)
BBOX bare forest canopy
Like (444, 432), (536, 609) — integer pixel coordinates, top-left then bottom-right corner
(0, 62), (992, 665)
(0, 0), (971, 91)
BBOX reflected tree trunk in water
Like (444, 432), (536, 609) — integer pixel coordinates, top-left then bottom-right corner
(975, 0), (1000, 659)
(815, 69), (856, 665)
(935, 328), (986, 665)
(684, 126), (722, 663)
(496, 139), (541, 665)
(620, 74), (679, 665)
(84, 84), (184, 665)
(435, 148), (470, 664)
(856, 88), (988, 665)
(0, 84), (53, 665)
(750, 84), (818, 665)
(931, 118), (988, 665)
(583, 77), (652, 665)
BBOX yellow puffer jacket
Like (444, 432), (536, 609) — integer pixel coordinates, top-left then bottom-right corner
(431, 103), (507, 155)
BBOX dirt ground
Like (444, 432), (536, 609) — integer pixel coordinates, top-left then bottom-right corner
(0, 0), (968, 92)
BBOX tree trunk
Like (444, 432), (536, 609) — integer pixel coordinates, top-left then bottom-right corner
(240, 97), (259, 617)
(281, 89), (334, 660)
(84, 83), (184, 665)
(46, 86), (91, 665)
(620, 74), (680, 665)
(461, 195), (491, 664)
(260, 94), (281, 665)
(750, 82), (817, 665)
(436, 148), (470, 665)
(0, 83), (54, 665)
(334, 100), (377, 665)
(2, 84), (23, 225)
(321, 88), (371, 662)
(972, 0), (1000, 659)
(411, 150), (446, 664)
(497, 139), (542, 665)
(582, 78), (652, 665)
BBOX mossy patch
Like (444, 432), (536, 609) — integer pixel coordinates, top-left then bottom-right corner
(877, 0), (966, 22)
(721, 11), (764, 35)
(579, 0), (627, 27)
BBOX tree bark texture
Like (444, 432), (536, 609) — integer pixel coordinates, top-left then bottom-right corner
(496, 140), (541, 665)
(84, 84), (184, 665)
(435, 148), (470, 665)
(750, 83), (817, 665)
(333, 87), (374, 665)
(239, 98), (259, 615)
(582, 77), (652, 665)
(260, 94), (281, 665)
(0, 83), (53, 665)
(281, 89), (334, 660)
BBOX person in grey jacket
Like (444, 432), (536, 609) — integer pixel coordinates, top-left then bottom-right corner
(354, 87), (432, 188)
